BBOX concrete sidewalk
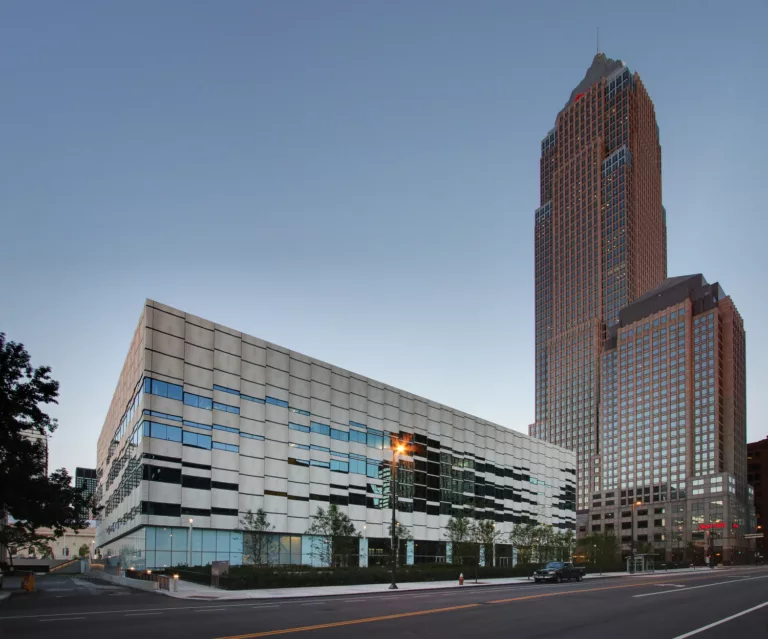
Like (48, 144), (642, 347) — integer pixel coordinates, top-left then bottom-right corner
(160, 566), (715, 601)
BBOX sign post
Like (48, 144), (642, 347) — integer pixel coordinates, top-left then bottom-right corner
(211, 560), (229, 589)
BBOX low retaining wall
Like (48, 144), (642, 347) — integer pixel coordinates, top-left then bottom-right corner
(85, 571), (158, 591)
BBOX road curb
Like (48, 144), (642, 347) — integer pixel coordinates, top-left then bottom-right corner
(158, 573), (626, 601)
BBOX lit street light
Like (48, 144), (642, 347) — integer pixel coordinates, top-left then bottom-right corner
(187, 518), (194, 567)
(390, 441), (406, 590)
(631, 500), (642, 572)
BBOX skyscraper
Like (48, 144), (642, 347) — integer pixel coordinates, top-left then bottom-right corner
(589, 275), (752, 561)
(531, 53), (667, 507)
(75, 467), (97, 520)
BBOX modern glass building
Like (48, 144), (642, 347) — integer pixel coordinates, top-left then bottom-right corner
(75, 467), (97, 520)
(95, 300), (576, 569)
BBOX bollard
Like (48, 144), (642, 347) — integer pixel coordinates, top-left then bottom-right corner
(459, 573), (464, 586)
(21, 572), (35, 592)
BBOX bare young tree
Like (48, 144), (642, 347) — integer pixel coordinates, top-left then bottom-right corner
(241, 508), (277, 566)
(473, 519), (504, 568)
(387, 522), (413, 565)
(306, 505), (359, 567)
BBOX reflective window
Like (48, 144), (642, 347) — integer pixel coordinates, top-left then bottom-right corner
(330, 428), (349, 441)
(183, 431), (212, 449)
(184, 393), (213, 410)
(183, 420), (212, 431)
(213, 424), (239, 434)
(213, 384), (240, 396)
(143, 421), (182, 443)
(212, 442), (239, 453)
(148, 377), (183, 401)
(311, 422), (330, 436)
(331, 459), (349, 473)
(213, 401), (239, 415)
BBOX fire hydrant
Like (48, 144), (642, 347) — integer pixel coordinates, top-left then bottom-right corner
(459, 573), (464, 586)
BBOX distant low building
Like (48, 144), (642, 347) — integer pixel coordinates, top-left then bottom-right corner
(11, 525), (96, 560)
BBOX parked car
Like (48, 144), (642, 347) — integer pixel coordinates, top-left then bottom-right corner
(533, 561), (585, 583)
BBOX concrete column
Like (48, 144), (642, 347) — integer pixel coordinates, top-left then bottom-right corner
(359, 538), (369, 568)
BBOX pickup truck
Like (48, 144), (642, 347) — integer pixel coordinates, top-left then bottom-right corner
(533, 561), (585, 583)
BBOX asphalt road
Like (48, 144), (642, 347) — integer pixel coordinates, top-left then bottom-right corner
(2, 567), (768, 639)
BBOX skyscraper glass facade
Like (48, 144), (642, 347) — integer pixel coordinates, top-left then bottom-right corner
(532, 54), (667, 507)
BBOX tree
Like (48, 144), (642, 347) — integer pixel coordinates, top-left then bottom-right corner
(241, 508), (277, 566)
(576, 531), (620, 572)
(474, 519), (504, 567)
(387, 522), (413, 565)
(78, 543), (90, 558)
(444, 515), (474, 564)
(554, 529), (576, 562)
(635, 540), (654, 556)
(306, 505), (360, 567)
(0, 334), (98, 569)
(509, 522), (541, 565)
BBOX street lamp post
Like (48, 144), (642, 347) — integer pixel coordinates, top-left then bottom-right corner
(390, 442), (406, 590)
(493, 522), (497, 568)
(631, 500), (642, 572)
(187, 518), (194, 567)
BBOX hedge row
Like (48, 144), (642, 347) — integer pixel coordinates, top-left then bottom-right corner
(165, 562), (546, 590)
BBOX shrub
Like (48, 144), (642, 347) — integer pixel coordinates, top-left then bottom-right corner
(164, 561), (538, 590)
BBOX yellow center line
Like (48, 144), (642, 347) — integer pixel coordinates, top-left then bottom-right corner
(215, 604), (481, 639)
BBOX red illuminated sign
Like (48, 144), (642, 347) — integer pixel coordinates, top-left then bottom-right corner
(698, 522), (727, 530)
(574, 93), (585, 102)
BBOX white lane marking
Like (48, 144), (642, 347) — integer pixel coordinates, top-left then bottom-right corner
(252, 604), (279, 608)
(301, 602), (324, 606)
(125, 612), (162, 617)
(634, 575), (768, 598)
(39, 617), (87, 623)
(656, 584), (686, 588)
(671, 600), (768, 639)
(194, 607), (229, 612)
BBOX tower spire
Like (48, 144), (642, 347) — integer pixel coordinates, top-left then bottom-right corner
(596, 26), (600, 55)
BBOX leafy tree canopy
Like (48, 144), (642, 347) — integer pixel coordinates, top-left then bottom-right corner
(0, 333), (97, 565)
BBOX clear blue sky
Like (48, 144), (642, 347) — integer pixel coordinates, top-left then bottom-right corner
(2, 1), (766, 475)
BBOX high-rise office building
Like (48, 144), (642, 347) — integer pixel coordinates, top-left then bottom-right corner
(585, 274), (753, 561)
(75, 467), (98, 520)
(531, 53), (667, 507)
